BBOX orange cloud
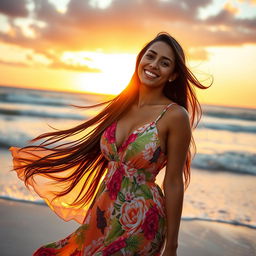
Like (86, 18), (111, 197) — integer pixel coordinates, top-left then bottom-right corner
(224, 2), (240, 14)
(0, 59), (29, 67)
(187, 47), (209, 61)
(237, 0), (256, 5)
(0, 0), (255, 64)
(49, 61), (101, 72)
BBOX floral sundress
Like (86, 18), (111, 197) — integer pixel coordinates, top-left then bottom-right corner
(10, 103), (177, 256)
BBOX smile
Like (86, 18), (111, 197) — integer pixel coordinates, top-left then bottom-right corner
(144, 69), (159, 79)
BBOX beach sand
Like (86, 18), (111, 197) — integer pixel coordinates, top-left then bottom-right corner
(0, 199), (255, 256)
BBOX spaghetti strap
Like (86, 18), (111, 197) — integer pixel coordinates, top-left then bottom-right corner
(155, 103), (177, 123)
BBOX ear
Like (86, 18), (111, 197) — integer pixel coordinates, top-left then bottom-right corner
(169, 72), (178, 82)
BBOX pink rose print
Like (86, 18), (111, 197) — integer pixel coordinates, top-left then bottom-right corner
(106, 165), (125, 200)
(33, 247), (56, 256)
(103, 237), (127, 256)
(141, 205), (159, 240)
(136, 173), (146, 185)
(119, 133), (137, 151)
(105, 123), (116, 144)
(125, 192), (135, 201)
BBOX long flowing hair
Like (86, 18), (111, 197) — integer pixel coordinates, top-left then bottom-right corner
(13, 32), (210, 209)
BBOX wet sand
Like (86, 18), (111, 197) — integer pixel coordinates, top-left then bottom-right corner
(0, 199), (255, 256)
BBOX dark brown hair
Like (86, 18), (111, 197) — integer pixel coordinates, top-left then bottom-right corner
(13, 32), (210, 209)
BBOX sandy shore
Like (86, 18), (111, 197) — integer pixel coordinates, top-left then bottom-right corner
(0, 199), (255, 256)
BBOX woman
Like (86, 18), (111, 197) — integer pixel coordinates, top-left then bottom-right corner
(10, 32), (209, 255)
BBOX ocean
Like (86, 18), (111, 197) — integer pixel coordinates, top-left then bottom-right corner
(0, 85), (255, 229)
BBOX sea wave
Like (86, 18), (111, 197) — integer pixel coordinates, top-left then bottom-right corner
(0, 108), (85, 120)
(198, 122), (256, 133)
(1, 106), (255, 134)
(0, 129), (31, 148)
(0, 92), (70, 107)
(0, 87), (107, 108)
(203, 105), (256, 121)
(0, 127), (75, 149)
(0, 195), (46, 206)
(192, 151), (256, 175)
(181, 216), (256, 229)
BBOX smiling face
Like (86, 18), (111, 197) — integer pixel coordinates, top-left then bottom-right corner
(138, 41), (176, 89)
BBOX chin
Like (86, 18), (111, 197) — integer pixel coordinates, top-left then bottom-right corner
(141, 81), (161, 89)
(140, 77), (161, 86)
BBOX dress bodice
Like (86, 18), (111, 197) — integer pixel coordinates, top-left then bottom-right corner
(100, 103), (176, 183)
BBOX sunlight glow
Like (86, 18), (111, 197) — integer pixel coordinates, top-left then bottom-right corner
(70, 52), (136, 94)
(191, 45), (256, 108)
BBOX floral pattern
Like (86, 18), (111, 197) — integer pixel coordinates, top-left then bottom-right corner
(106, 165), (125, 200)
(103, 237), (127, 256)
(31, 103), (176, 255)
(141, 205), (159, 240)
(119, 197), (147, 235)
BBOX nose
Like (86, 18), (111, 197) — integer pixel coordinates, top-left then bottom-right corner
(149, 60), (159, 69)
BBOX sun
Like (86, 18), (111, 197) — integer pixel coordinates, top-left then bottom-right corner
(68, 52), (137, 95)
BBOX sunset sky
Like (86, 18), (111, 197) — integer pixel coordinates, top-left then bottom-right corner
(0, 0), (255, 108)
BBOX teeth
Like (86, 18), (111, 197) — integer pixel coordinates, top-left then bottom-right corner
(145, 70), (157, 78)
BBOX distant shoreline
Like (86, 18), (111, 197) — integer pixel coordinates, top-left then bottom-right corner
(0, 84), (116, 97)
(1, 84), (255, 109)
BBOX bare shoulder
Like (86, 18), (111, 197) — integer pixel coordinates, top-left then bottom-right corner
(164, 104), (190, 131)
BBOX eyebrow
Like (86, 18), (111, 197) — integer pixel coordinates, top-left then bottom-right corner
(148, 49), (174, 62)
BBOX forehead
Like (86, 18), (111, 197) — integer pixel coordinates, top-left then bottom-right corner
(146, 41), (175, 59)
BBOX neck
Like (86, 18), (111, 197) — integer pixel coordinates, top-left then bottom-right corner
(137, 84), (166, 108)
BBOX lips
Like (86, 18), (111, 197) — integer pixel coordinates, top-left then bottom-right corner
(144, 69), (159, 79)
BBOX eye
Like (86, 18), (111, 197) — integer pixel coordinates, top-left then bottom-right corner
(161, 60), (170, 67)
(145, 53), (154, 59)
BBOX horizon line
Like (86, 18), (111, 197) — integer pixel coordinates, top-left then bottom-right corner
(1, 83), (255, 110)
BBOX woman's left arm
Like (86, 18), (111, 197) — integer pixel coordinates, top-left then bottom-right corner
(162, 107), (191, 254)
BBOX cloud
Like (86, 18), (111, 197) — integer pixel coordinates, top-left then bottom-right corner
(0, 0), (214, 51)
(0, 59), (29, 68)
(0, 0), (28, 17)
(224, 2), (240, 14)
(0, 54), (100, 72)
(49, 61), (101, 72)
(237, 0), (256, 5)
(0, 42), (101, 72)
(187, 47), (210, 60)
(0, 0), (255, 63)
